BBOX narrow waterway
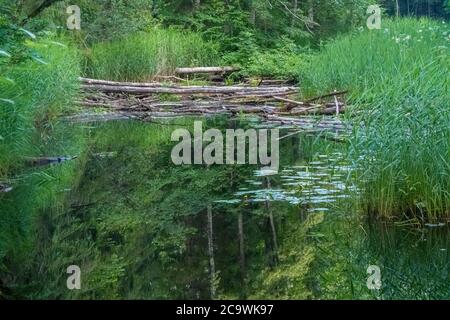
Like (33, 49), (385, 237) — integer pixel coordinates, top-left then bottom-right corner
(1, 118), (448, 299)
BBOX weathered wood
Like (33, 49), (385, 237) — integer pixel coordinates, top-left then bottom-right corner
(306, 90), (348, 103)
(0, 182), (13, 193)
(82, 84), (297, 95)
(207, 205), (216, 299)
(80, 77), (165, 87)
(273, 96), (311, 106)
(25, 156), (78, 167)
(175, 66), (240, 74)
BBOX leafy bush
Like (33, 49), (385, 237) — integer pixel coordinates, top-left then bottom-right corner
(243, 40), (308, 80)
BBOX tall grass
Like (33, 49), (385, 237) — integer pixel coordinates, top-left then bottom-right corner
(85, 28), (219, 81)
(300, 18), (450, 222)
(0, 38), (81, 179)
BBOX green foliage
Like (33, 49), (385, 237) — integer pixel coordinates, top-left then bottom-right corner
(85, 29), (219, 81)
(241, 39), (308, 80)
(155, 0), (374, 53)
(300, 18), (450, 221)
(25, 0), (154, 44)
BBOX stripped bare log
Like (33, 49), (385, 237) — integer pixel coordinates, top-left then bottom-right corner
(63, 112), (138, 123)
(82, 84), (297, 95)
(175, 66), (239, 75)
(80, 77), (165, 87)
(153, 75), (187, 82)
(306, 90), (348, 103)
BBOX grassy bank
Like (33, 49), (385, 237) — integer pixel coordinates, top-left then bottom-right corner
(300, 18), (450, 222)
(85, 29), (220, 81)
(0, 37), (88, 297)
(0, 38), (81, 179)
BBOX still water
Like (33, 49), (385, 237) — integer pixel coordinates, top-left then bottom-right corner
(1, 119), (448, 299)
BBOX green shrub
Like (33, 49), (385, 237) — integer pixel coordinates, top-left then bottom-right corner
(243, 40), (308, 81)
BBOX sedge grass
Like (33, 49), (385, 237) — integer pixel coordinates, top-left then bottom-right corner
(85, 28), (219, 81)
(300, 18), (450, 222)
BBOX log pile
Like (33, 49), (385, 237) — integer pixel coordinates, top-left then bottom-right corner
(80, 77), (346, 117)
(77, 76), (350, 134)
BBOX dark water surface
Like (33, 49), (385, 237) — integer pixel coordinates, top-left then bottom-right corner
(1, 119), (448, 299)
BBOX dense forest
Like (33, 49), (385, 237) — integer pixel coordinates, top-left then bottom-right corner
(0, 0), (449, 300)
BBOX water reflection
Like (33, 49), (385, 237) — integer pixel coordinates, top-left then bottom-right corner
(217, 150), (357, 213)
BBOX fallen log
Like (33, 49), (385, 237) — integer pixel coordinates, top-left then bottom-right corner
(0, 182), (13, 193)
(153, 75), (187, 82)
(175, 66), (240, 75)
(63, 112), (138, 123)
(80, 77), (165, 87)
(306, 90), (348, 103)
(25, 156), (78, 167)
(272, 96), (311, 106)
(81, 84), (298, 95)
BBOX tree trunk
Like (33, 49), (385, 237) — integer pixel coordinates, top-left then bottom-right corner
(21, 0), (64, 24)
(291, 0), (298, 27)
(265, 177), (279, 265)
(238, 211), (246, 277)
(193, 0), (201, 11)
(207, 205), (216, 299)
(308, 0), (315, 29)
(250, 0), (256, 25)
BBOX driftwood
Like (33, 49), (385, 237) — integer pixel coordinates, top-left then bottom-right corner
(153, 75), (187, 82)
(175, 66), (239, 75)
(80, 77), (165, 87)
(81, 84), (297, 95)
(0, 182), (13, 193)
(306, 90), (348, 103)
(25, 156), (78, 167)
